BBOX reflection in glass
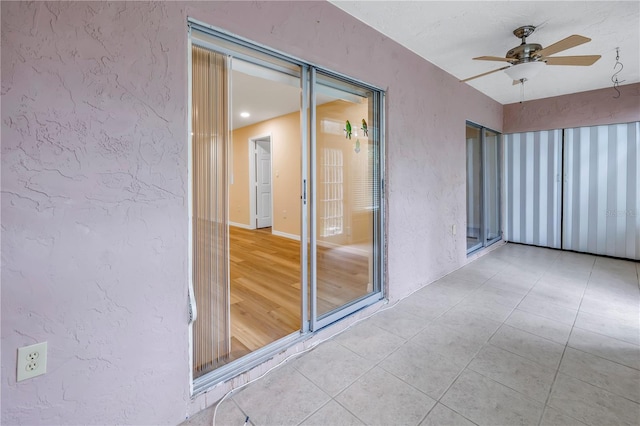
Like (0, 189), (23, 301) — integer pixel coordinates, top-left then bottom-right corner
(315, 75), (380, 317)
(484, 130), (500, 243)
(466, 125), (483, 252)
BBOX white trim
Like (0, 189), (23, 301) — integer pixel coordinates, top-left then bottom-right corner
(229, 221), (252, 230)
(271, 230), (301, 241)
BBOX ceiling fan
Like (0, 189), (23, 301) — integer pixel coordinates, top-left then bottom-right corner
(461, 25), (601, 84)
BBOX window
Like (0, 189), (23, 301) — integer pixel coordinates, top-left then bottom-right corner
(320, 148), (344, 237)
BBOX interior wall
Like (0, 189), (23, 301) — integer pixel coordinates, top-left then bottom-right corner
(229, 111), (301, 237)
(504, 83), (640, 133)
(1, 1), (502, 424)
(230, 99), (372, 243)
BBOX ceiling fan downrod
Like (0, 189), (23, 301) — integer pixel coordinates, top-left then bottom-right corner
(507, 25), (542, 63)
(513, 25), (536, 44)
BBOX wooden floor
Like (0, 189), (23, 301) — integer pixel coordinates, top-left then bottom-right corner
(228, 226), (370, 362)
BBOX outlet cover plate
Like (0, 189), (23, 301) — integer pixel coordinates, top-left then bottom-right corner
(17, 341), (47, 381)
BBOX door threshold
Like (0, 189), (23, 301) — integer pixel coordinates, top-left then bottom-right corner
(192, 331), (306, 396)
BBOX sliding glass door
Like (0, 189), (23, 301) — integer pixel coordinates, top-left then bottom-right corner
(189, 23), (384, 392)
(466, 122), (501, 254)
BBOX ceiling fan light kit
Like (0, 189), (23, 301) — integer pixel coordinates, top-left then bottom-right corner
(461, 25), (601, 85)
(504, 61), (546, 82)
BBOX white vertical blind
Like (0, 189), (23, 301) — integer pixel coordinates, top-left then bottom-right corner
(504, 130), (563, 248)
(191, 44), (230, 378)
(563, 122), (640, 259)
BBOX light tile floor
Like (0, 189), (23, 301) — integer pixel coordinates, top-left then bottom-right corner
(184, 244), (640, 426)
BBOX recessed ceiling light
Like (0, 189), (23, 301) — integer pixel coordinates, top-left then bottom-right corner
(240, 112), (250, 118)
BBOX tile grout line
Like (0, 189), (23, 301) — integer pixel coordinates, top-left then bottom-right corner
(566, 338), (640, 371)
(298, 338), (381, 426)
(359, 265), (510, 425)
(432, 253), (564, 426)
(216, 249), (639, 426)
(435, 264), (552, 422)
(534, 255), (596, 426)
(558, 261), (640, 404)
(421, 269), (522, 425)
(292, 266), (502, 426)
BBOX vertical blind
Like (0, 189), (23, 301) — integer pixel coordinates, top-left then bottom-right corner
(504, 130), (563, 248)
(563, 122), (640, 259)
(191, 45), (230, 378)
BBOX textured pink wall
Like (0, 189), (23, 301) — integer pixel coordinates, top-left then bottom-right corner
(1, 2), (190, 424)
(2, 1), (501, 424)
(504, 83), (640, 133)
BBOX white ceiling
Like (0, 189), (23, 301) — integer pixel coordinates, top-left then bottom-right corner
(232, 70), (301, 129)
(331, 1), (640, 104)
(232, 65), (346, 129)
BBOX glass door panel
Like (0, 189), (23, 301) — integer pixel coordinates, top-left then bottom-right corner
(466, 125), (483, 253)
(191, 29), (306, 386)
(312, 72), (382, 326)
(484, 129), (500, 244)
(227, 58), (303, 362)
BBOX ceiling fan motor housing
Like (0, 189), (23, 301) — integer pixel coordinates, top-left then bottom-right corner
(506, 43), (543, 63)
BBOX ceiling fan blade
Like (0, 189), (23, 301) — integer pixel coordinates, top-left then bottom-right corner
(535, 35), (591, 58)
(460, 66), (511, 83)
(544, 55), (601, 66)
(473, 56), (513, 62)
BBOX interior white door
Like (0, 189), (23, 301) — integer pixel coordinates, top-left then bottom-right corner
(255, 139), (272, 228)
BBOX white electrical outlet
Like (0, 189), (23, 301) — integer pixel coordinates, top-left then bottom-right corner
(17, 342), (47, 381)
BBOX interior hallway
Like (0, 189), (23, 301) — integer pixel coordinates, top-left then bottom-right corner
(186, 243), (640, 426)
(229, 226), (370, 362)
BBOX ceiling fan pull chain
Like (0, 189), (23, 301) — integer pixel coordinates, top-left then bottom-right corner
(611, 47), (625, 99)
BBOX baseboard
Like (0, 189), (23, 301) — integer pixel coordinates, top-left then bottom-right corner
(229, 221), (252, 230)
(271, 230), (300, 241)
